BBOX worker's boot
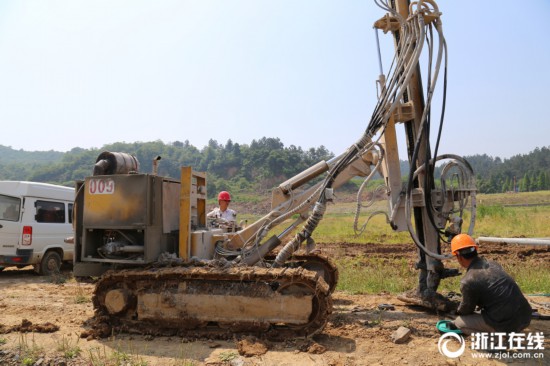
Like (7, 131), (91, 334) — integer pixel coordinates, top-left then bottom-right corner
(398, 257), (454, 312)
(416, 267), (428, 295)
(424, 270), (441, 299)
(419, 269), (459, 312)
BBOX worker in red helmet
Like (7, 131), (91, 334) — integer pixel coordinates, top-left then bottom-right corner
(207, 191), (237, 223)
(450, 234), (531, 335)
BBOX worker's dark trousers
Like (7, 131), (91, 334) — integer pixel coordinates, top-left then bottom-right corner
(454, 314), (495, 335)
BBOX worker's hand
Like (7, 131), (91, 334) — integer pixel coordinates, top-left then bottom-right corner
(209, 217), (230, 228)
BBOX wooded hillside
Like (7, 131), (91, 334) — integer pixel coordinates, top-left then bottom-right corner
(0, 141), (548, 196)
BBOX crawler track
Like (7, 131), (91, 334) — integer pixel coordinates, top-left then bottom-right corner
(265, 253), (339, 293)
(92, 264), (332, 339)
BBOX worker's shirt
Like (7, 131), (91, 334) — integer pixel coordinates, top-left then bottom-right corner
(457, 256), (532, 332)
(207, 207), (237, 222)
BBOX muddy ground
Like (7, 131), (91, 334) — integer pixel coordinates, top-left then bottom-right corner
(0, 242), (548, 366)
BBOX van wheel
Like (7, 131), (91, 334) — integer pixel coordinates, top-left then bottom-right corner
(37, 251), (62, 276)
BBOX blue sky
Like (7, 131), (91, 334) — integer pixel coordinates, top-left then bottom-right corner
(0, 0), (549, 160)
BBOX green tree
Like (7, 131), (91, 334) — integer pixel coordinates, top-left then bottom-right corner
(520, 173), (531, 192)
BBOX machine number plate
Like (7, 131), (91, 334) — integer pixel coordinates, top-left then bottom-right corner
(88, 178), (115, 195)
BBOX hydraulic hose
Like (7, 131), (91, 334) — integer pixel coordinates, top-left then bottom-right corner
(273, 201), (326, 267)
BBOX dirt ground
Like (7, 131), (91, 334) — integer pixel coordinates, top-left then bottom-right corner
(0, 242), (548, 366)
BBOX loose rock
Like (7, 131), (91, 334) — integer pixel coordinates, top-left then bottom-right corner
(237, 336), (268, 357)
(391, 326), (411, 344)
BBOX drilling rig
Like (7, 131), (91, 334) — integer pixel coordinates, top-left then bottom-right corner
(73, 0), (476, 338)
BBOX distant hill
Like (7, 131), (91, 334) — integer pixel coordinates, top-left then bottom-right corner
(0, 145), (64, 164)
(0, 141), (548, 195)
(466, 148), (550, 193)
(0, 145), (66, 182)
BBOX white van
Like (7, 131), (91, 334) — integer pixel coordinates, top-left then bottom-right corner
(0, 181), (74, 275)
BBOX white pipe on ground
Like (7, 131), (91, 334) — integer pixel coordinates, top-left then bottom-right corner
(477, 237), (550, 246)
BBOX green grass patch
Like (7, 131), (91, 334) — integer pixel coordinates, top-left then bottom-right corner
(87, 343), (149, 366)
(477, 191), (550, 206)
(17, 333), (44, 366)
(56, 335), (82, 359)
(334, 255), (550, 295)
(476, 205), (512, 219)
(219, 351), (239, 362)
(473, 205), (550, 237)
(336, 256), (417, 294)
(315, 214), (411, 244)
(503, 262), (550, 294)
(73, 285), (91, 304)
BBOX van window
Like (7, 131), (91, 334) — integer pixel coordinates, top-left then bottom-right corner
(35, 200), (65, 223)
(0, 195), (21, 221)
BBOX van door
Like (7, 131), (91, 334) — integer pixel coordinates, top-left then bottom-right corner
(32, 199), (74, 260)
(0, 194), (22, 260)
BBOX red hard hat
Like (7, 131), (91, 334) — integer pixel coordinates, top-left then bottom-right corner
(218, 191), (231, 201)
(450, 233), (478, 256)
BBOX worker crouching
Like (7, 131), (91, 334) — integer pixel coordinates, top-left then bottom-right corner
(450, 234), (532, 335)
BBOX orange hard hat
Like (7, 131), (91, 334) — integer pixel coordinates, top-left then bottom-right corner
(450, 233), (478, 256)
(218, 191), (231, 201)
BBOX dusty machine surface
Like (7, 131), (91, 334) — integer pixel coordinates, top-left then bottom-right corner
(74, 0), (476, 338)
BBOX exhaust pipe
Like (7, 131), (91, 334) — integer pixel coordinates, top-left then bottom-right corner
(152, 156), (162, 175)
